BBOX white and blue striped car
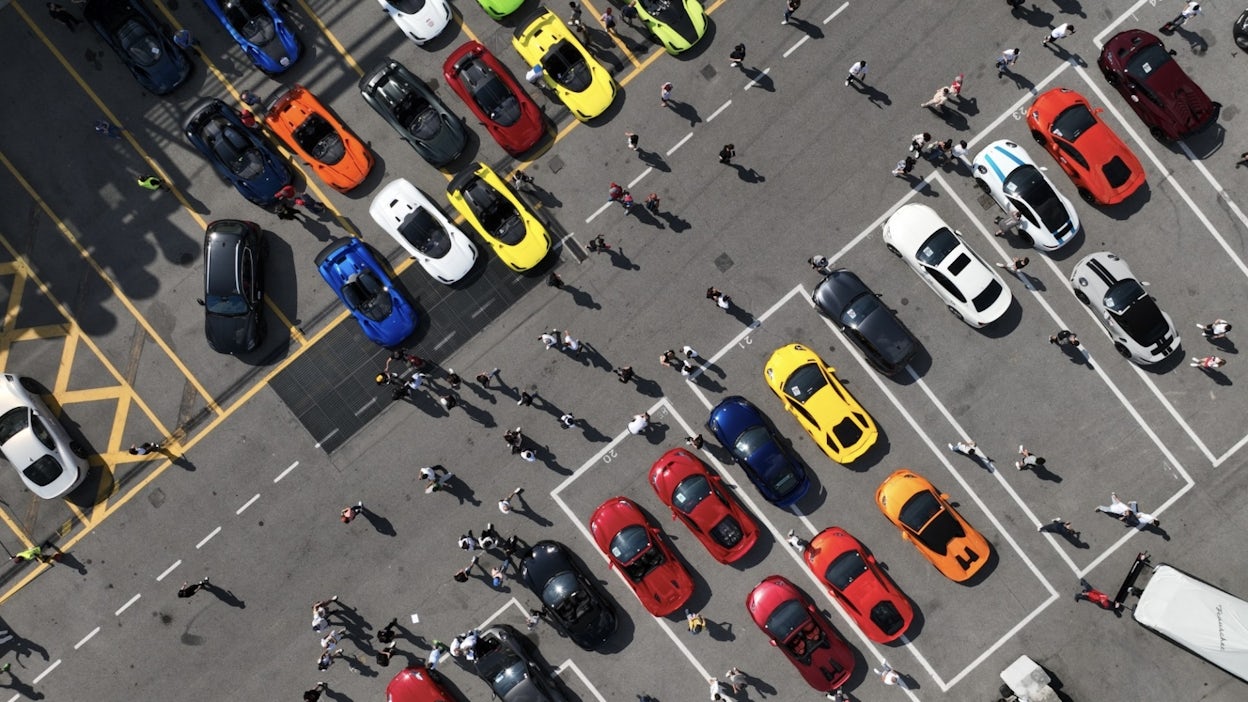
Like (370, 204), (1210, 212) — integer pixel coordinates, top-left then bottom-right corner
(973, 139), (1081, 252)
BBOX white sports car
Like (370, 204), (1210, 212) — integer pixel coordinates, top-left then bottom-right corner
(377, 0), (451, 45)
(1070, 251), (1180, 365)
(972, 139), (1080, 252)
(0, 374), (88, 500)
(882, 204), (1013, 328)
(370, 178), (478, 284)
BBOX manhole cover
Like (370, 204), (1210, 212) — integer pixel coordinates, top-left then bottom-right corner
(714, 253), (733, 272)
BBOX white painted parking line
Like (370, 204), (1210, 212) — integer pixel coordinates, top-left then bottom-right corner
(555, 660), (609, 702)
(1093, 0), (1152, 44)
(274, 460), (299, 483)
(30, 659), (60, 685)
(743, 67), (770, 91)
(823, 1), (849, 24)
(628, 167), (653, 189)
(585, 200), (614, 223)
(314, 429), (339, 449)
(706, 99), (732, 123)
(432, 331), (457, 351)
(783, 35), (809, 58)
(236, 494), (260, 515)
(196, 526), (221, 549)
(74, 627), (100, 650)
(114, 593), (140, 616)
(155, 559), (181, 582)
(666, 132), (693, 156)
(469, 299), (496, 318)
(1180, 142), (1248, 234)
(354, 398), (377, 417)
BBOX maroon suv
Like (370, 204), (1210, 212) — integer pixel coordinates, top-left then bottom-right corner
(1098, 30), (1220, 141)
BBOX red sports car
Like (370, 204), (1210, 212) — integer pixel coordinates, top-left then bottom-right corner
(648, 447), (759, 564)
(442, 41), (545, 157)
(386, 665), (454, 702)
(1026, 87), (1145, 205)
(1097, 29), (1219, 141)
(589, 496), (694, 617)
(745, 575), (856, 692)
(803, 527), (914, 644)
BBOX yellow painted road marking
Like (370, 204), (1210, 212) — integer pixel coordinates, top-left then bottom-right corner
(579, 0), (642, 69)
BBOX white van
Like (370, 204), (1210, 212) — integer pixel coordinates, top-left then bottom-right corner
(1132, 563), (1248, 683)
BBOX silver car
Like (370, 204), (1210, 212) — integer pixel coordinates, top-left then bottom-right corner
(1070, 252), (1180, 365)
(0, 375), (88, 499)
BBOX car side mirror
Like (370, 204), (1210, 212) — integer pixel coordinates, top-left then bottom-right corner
(940, 493), (951, 500)
(1094, 107), (1104, 115)
(196, 298), (205, 306)
(900, 532), (911, 542)
(1168, 49), (1177, 56)
(768, 640), (778, 648)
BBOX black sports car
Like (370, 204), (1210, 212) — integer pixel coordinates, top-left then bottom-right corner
(184, 98), (292, 208)
(813, 269), (920, 375)
(198, 220), (266, 354)
(474, 625), (567, 702)
(83, 0), (192, 95)
(519, 540), (616, 650)
(360, 58), (467, 168)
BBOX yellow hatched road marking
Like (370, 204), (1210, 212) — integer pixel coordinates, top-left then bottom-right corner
(580, 0), (642, 69)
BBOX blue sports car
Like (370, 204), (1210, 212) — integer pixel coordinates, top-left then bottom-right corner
(83, 0), (192, 95)
(184, 98), (292, 208)
(202, 0), (301, 74)
(314, 237), (417, 347)
(707, 396), (810, 507)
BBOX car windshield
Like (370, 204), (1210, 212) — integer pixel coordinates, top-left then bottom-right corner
(543, 572), (589, 618)
(119, 20), (163, 67)
(1051, 103), (1097, 141)
(898, 491), (964, 554)
(1105, 280), (1169, 343)
(481, 654), (525, 698)
(340, 270), (393, 322)
(23, 455), (64, 487)
(915, 228), (959, 266)
(840, 292), (881, 327)
(766, 600), (824, 662)
(611, 525), (663, 581)
(224, 0), (275, 45)
(1003, 166), (1068, 231)
(393, 92), (440, 140)
(293, 114), (345, 165)
(542, 41), (591, 92)
(0, 407), (30, 445)
(464, 180), (525, 244)
(203, 117), (265, 178)
(1124, 42), (1172, 82)
(463, 62), (520, 126)
(398, 208), (450, 258)
(782, 363), (827, 403)
(389, 0), (428, 13)
(672, 474), (712, 514)
(972, 279), (1005, 312)
(205, 294), (249, 316)
(825, 549), (868, 591)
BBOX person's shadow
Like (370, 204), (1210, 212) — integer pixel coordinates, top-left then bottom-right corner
(636, 148), (670, 173)
(741, 66), (774, 92)
(201, 581), (246, 609)
(562, 284), (601, 310)
(726, 163), (765, 184)
(668, 100), (702, 126)
(850, 81), (891, 108)
(360, 507), (397, 537)
(0, 668), (43, 699)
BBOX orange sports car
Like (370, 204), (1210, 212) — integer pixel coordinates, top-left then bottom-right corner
(875, 469), (991, 583)
(265, 84), (375, 193)
(1026, 87), (1145, 206)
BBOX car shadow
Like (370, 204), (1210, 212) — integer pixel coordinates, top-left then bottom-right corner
(976, 297), (1023, 339)
(1094, 181), (1151, 220)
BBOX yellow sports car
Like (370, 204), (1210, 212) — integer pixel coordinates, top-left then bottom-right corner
(512, 8), (616, 121)
(875, 469), (991, 583)
(446, 163), (550, 272)
(763, 344), (878, 464)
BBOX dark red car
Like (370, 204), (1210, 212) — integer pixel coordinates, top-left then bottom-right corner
(1098, 30), (1219, 141)
(442, 41), (545, 157)
(803, 527), (914, 644)
(746, 575), (856, 692)
(386, 665), (454, 702)
(589, 496), (694, 617)
(648, 448), (759, 564)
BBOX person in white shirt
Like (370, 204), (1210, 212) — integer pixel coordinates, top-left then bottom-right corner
(845, 60), (867, 87)
(1043, 23), (1075, 47)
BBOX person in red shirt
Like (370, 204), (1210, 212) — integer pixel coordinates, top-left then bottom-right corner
(1075, 579), (1123, 612)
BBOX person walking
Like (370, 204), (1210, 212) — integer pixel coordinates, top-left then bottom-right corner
(511, 169), (535, 190)
(845, 60), (867, 86)
(619, 191), (634, 210)
(728, 43), (746, 67)
(782, 0), (800, 24)
(808, 255), (830, 274)
(46, 2), (81, 30)
(708, 677), (728, 701)
(172, 28), (195, 49)
(1042, 23), (1075, 47)
(129, 441), (165, 455)
(312, 596), (337, 632)
(624, 131), (640, 151)
(1038, 518), (1080, 540)
(948, 439), (986, 460)
(1197, 319), (1231, 340)
(559, 413), (576, 429)
(952, 140), (972, 168)
(686, 610), (707, 635)
(621, 0), (639, 25)
(644, 192), (661, 214)
(627, 412), (650, 435)
(1049, 329), (1080, 346)
(94, 120), (123, 139)
(303, 682), (328, 701)
(993, 209), (1023, 237)
(1191, 355), (1226, 371)
(706, 287), (732, 310)
(452, 556), (481, 583)
(568, 1), (583, 27)
(340, 501), (363, 524)
(685, 433), (705, 449)
(476, 368), (501, 388)
(785, 529), (809, 552)
(873, 661), (911, 688)
(539, 331), (559, 350)
(458, 532), (481, 552)
(660, 349), (679, 368)
(997, 256), (1030, 273)
(996, 48), (1020, 77)
(445, 370), (462, 390)
(1016, 445), (1046, 471)
(725, 667), (748, 694)
(615, 365), (634, 383)
(660, 82), (673, 108)
(426, 640), (451, 669)
(718, 144), (735, 165)
(498, 487), (525, 514)
(682, 345), (700, 362)
(921, 87), (952, 112)
(949, 72), (965, 99)
(240, 90), (262, 108)
(891, 157), (917, 178)
(137, 175), (165, 191)
(517, 391), (535, 407)
(599, 7), (617, 34)
(1161, 2), (1201, 34)
(1075, 579), (1123, 611)
(294, 194), (325, 215)
(563, 330), (583, 356)
(909, 132), (931, 157)
(177, 577), (209, 598)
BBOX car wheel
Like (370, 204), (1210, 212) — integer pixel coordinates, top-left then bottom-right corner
(1149, 126), (1168, 141)
(974, 178), (991, 195)
(1103, 71), (1119, 85)
(1017, 230), (1034, 247)
(1073, 289), (1090, 305)
(1078, 188), (1096, 204)
(947, 305), (963, 321)
(18, 376), (42, 393)
(885, 244), (901, 258)
(1114, 343), (1132, 359)
(1030, 130), (1046, 146)
(70, 441), (89, 458)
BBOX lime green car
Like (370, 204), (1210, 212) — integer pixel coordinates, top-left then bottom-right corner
(634, 0), (707, 54)
(513, 8), (616, 121)
(475, 0), (524, 20)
